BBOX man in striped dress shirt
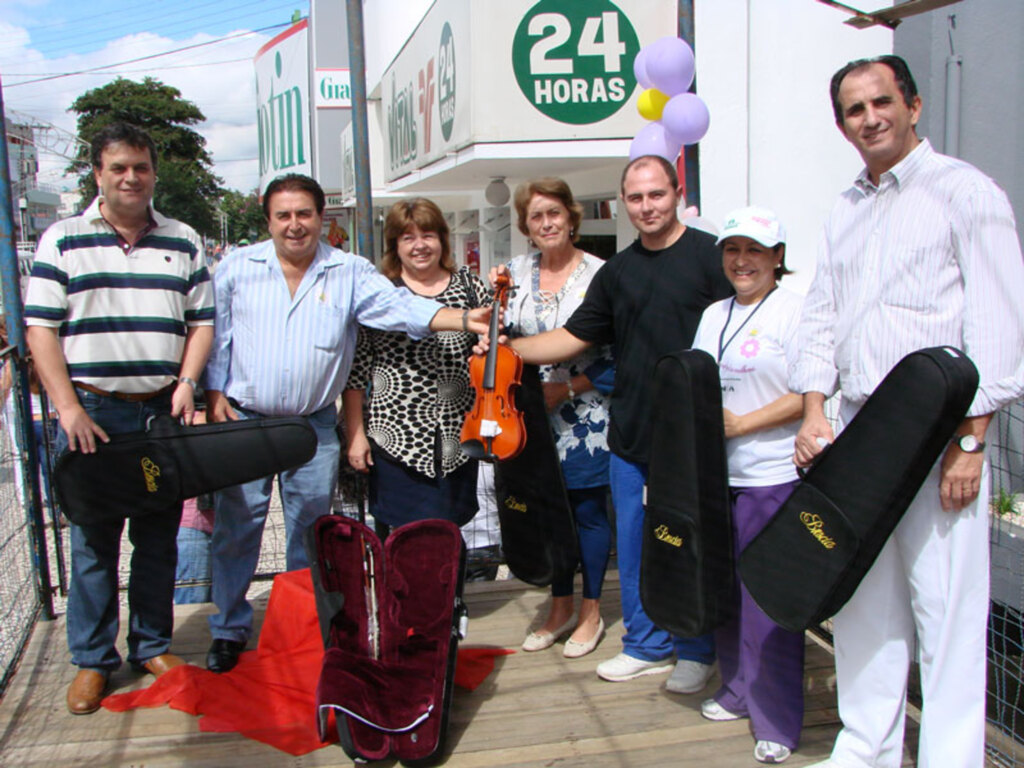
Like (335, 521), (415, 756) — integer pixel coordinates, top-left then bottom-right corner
(24, 122), (215, 715)
(202, 174), (490, 674)
(793, 57), (1024, 768)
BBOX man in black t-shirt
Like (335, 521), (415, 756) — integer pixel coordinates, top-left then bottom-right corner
(508, 156), (732, 689)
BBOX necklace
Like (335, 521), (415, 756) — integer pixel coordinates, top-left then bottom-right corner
(717, 286), (777, 363)
(531, 252), (586, 331)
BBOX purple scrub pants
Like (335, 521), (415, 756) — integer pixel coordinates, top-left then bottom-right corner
(713, 480), (805, 749)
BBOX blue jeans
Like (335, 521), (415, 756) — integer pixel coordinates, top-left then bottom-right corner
(552, 485), (612, 600)
(208, 404), (340, 643)
(609, 454), (715, 663)
(174, 526), (212, 604)
(63, 391), (181, 671)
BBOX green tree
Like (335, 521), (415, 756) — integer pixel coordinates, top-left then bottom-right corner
(220, 188), (268, 244)
(68, 77), (223, 237)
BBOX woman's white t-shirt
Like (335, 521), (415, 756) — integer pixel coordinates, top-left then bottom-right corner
(692, 286), (804, 487)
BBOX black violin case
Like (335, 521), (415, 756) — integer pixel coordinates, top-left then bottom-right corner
(53, 414), (316, 525)
(493, 364), (579, 586)
(640, 349), (734, 637)
(308, 515), (467, 765)
(740, 346), (979, 632)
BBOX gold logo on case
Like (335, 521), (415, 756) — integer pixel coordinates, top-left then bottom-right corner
(799, 511), (836, 549)
(141, 457), (161, 493)
(654, 524), (683, 547)
(505, 496), (527, 513)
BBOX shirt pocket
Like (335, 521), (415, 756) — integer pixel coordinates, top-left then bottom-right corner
(881, 244), (955, 313)
(314, 301), (346, 350)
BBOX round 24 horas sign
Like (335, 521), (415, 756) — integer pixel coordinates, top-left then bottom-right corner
(512, 0), (640, 125)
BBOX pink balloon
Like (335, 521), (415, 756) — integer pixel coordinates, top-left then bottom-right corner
(662, 92), (710, 146)
(629, 121), (682, 163)
(645, 37), (695, 97)
(633, 46), (653, 90)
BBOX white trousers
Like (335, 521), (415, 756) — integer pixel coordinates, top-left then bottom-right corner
(829, 405), (989, 768)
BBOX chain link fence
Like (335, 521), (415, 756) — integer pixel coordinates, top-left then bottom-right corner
(0, 375), (41, 696)
(988, 402), (1024, 766)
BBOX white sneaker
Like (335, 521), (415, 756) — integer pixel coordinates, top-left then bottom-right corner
(664, 659), (714, 694)
(754, 740), (792, 764)
(595, 652), (674, 682)
(700, 697), (743, 721)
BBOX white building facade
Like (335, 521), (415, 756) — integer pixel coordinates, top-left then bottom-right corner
(344, 0), (891, 284)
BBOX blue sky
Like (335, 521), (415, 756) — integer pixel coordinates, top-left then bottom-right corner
(1, 0), (303, 190)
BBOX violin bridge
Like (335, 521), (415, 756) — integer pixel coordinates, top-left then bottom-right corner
(480, 419), (503, 438)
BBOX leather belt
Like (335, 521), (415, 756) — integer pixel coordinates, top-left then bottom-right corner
(73, 381), (176, 402)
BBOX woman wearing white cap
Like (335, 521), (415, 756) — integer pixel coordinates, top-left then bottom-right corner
(691, 206), (805, 764)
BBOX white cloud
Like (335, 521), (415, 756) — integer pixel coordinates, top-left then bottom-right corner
(1, 19), (271, 191)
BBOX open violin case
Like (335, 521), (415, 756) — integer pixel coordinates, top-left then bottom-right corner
(308, 515), (468, 765)
(640, 349), (734, 637)
(740, 346), (978, 632)
(53, 414), (316, 525)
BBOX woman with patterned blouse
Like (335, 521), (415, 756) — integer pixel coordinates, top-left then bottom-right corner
(343, 199), (488, 530)
(507, 178), (614, 659)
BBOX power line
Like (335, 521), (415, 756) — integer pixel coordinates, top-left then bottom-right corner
(4, 57), (251, 78)
(0, 0), (295, 57)
(4, 21), (293, 88)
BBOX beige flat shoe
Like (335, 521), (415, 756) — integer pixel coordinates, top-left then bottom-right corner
(563, 617), (605, 658)
(522, 613), (577, 652)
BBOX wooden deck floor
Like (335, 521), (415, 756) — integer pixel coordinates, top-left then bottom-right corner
(0, 571), (920, 767)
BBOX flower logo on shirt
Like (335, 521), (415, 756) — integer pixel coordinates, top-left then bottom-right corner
(740, 338), (760, 358)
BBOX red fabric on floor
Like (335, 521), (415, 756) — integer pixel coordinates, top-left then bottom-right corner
(455, 646), (514, 690)
(101, 568), (512, 755)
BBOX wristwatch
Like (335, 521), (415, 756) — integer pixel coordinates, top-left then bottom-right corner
(954, 434), (986, 453)
(178, 376), (198, 391)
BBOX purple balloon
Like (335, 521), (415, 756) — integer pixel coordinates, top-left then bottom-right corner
(662, 92), (710, 146)
(633, 46), (653, 90)
(645, 36), (695, 97)
(629, 121), (682, 163)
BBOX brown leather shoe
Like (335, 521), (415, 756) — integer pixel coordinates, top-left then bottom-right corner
(138, 653), (187, 677)
(66, 669), (108, 715)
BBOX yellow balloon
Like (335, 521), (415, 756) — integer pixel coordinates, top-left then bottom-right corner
(637, 88), (670, 121)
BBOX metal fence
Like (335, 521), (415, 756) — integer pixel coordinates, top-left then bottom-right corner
(0, 357), (41, 696)
(987, 402), (1024, 766)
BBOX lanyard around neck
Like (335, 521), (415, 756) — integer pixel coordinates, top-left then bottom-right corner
(717, 286), (777, 363)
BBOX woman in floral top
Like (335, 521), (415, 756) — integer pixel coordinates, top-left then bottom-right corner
(343, 199), (488, 530)
(507, 178), (614, 659)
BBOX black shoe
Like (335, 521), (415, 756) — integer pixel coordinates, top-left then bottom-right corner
(206, 638), (246, 673)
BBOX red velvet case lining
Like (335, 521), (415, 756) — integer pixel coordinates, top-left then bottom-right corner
(313, 517), (464, 763)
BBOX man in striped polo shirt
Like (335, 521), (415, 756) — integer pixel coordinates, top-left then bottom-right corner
(793, 57), (1024, 768)
(24, 122), (214, 715)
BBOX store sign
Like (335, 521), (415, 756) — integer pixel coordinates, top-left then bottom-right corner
(511, 0), (639, 125)
(382, 0), (470, 182)
(315, 68), (352, 108)
(255, 21), (312, 192)
(438, 22), (456, 141)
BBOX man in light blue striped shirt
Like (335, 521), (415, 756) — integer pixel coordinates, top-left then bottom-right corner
(794, 56), (1024, 768)
(203, 174), (490, 673)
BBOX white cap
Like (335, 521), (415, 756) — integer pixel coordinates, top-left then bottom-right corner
(716, 206), (786, 247)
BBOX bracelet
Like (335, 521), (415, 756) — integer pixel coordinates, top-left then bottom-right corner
(461, 309), (469, 332)
(566, 380), (576, 401)
(178, 376), (198, 391)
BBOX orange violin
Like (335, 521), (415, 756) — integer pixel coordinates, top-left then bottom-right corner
(460, 273), (526, 461)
